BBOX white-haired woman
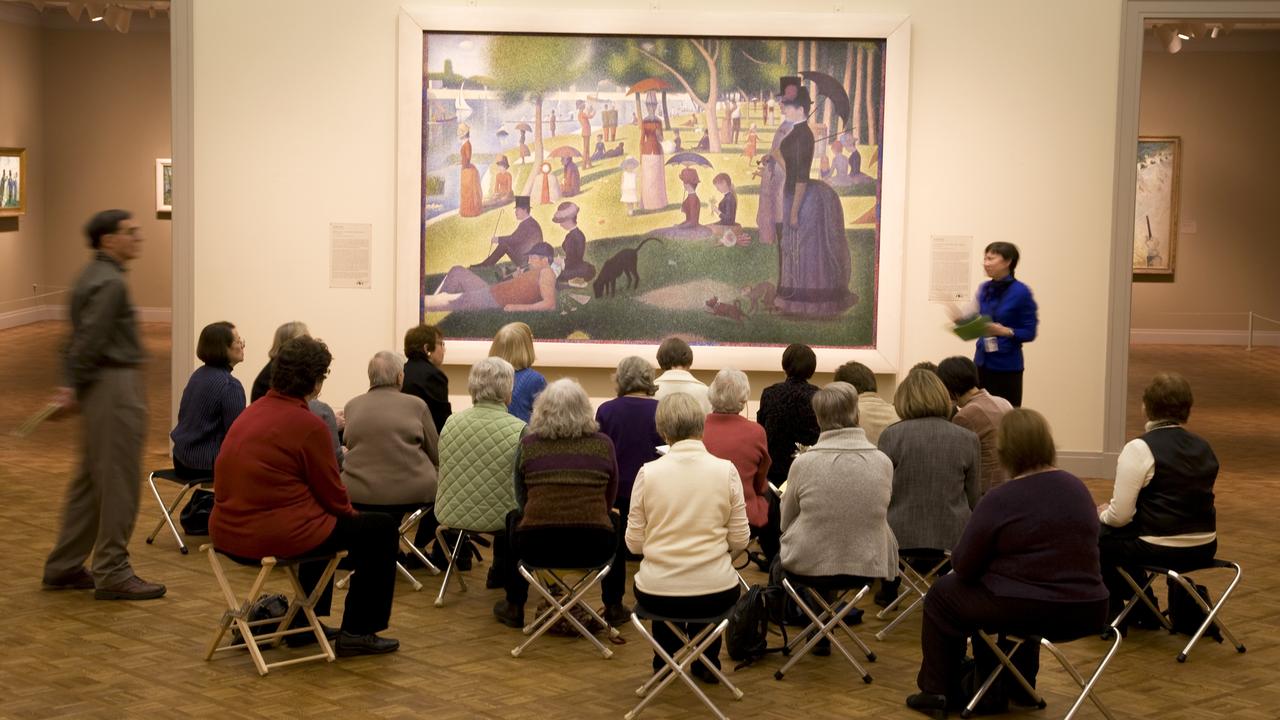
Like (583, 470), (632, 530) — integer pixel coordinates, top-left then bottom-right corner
(435, 357), (528, 585)
(492, 379), (620, 628)
(341, 352), (440, 539)
(595, 356), (664, 625)
(627, 393), (750, 684)
(703, 368), (777, 568)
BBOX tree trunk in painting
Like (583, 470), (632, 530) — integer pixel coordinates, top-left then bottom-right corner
(852, 44), (865, 144)
(865, 45), (878, 147)
(635, 94), (643, 127)
(534, 95), (545, 167)
(842, 42), (854, 137)
(797, 41), (805, 75)
(661, 91), (671, 131)
(704, 62), (722, 152)
(781, 43), (787, 66)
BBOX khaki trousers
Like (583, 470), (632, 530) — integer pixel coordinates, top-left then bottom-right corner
(45, 367), (147, 587)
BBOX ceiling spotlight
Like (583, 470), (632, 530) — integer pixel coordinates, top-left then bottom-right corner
(1176, 31), (1191, 40)
(86, 1), (105, 20)
(1210, 25), (1221, 39)
(1155, 25), (1182, 54)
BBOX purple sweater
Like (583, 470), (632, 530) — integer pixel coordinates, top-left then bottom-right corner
(952, 469), (1108, 604)
(595, 395), (662, 501)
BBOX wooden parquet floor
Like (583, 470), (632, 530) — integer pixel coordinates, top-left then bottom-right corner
(1, 322), (1276, 719)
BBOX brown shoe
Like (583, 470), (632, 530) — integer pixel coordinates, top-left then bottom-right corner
(42, 567), (95, 590)
(94, 575), (166, 601)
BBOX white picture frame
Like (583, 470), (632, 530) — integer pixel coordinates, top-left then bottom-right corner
(155, 157), (172, 213)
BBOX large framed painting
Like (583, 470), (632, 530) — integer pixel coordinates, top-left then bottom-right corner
(0, 147), (27, 217)
(1133, 136), (1180, 276)
(395, 10), (910, 372)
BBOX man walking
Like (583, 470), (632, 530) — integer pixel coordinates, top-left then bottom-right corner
(42, 209), (165, 600)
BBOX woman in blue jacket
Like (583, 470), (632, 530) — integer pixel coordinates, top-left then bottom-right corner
(974, 242), (1037, 407)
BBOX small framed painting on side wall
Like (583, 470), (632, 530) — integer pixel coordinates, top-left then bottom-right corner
(156, 157), (173, 213)
(0, 147), (27, 217)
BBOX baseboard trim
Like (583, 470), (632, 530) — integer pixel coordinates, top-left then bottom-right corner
(0, 304), (171, 329)
(1130, 328), (1280, 347)
(1057, 451), (1119, 480)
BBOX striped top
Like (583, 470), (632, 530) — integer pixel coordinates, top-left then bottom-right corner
(516, 432), (618, 531)
(171, 364), (247, 471)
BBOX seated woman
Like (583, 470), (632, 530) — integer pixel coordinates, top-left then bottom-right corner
(907, 409), (1108, 717)
(426, 243), (559, 313)
(627, 393), (750, 685)
(434, 357), (527, 583)
(876, 368), (981, 604)
(757, 343), (822, 489)
(595, 356), (664, 626)
(341, 351), (439, 531)
(1098, 372), (1219, 629)
(250, 320), (308, 402)
(492, 379), (620, 628)
(703, 368), (777, 568)
(937, 355), (1014, 495)
(552, 201), (596, 285)
(211, 337), (401, 656)
(171, 321), (247, 481)
(779, 381), (898, 590)
(401, 324), (451, 434)
(490, 321), (547, 424)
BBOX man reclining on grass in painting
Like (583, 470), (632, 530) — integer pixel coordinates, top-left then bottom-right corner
(426, 242), (559, 313)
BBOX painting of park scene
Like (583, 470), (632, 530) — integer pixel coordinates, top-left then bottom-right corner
(420, 33), (886, 348)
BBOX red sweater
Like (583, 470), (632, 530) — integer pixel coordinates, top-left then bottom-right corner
(703, 412), (772, 526)
(211, 390), (355, 558)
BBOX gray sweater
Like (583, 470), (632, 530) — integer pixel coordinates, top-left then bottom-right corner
(340, 387), (439, 506)
(878, 416), (982, 551)
(779, 428), (899, 580)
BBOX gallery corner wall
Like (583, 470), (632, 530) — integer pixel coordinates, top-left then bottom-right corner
(0, 10), (171, 324)
(1131, 47), (1280, 346)
(188, 0), (1124, 457)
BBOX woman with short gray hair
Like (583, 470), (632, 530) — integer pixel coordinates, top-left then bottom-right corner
(595, 356), (664, 626)
(493, 379), (621, 629)
(778, 382), (898, 623)
(626, 392), (750, 683)
(342, 351), (440, 511)
(468, 356), (515, 405)
(703, 368), (778, 569)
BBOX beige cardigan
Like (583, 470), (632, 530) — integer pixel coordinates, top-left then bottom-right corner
(626, 439), (750, 596)
(341, 386), (439, 506)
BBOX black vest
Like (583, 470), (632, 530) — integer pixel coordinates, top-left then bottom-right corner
(1133, 426), (1217, 537)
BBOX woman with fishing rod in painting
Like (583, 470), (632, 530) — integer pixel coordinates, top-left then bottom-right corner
(769, 75), (855, 317)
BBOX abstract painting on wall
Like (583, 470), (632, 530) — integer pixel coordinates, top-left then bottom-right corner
(419, 33), (887, 349)
(1133, 137), (1180, 276)
(0, 148), (27, 217)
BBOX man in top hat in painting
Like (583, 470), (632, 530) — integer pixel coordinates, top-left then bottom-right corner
(473, 195), (543, 268)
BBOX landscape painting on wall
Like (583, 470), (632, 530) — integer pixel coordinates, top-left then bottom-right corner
(1133, 137), (1180, 276)
(420, 33), (886, 348)
(1, 147), (26, 217)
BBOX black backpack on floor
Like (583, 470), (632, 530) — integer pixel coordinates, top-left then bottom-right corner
(726, 583), (789, 669)
(1166, 580), (1223, 641)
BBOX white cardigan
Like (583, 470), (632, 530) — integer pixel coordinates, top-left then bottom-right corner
(626, 439), (750, 596)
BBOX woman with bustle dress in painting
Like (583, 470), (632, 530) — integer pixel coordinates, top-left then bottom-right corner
(639, 92), (668, 211)
(458, 124), (483, 218)
(770, 77), (853, 317)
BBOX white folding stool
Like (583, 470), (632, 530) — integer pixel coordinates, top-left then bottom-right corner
(876, 550), (951, 641)
(775, 578), (875, 684)
(627, 605), (744, 720)
(336, 505), (440, 592)
(144, 468), (212, 554)
(510, 560), (620, 659)
(1113, 559), (1246, 662)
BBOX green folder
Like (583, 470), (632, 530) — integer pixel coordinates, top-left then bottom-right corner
(952, 315), (991, 341)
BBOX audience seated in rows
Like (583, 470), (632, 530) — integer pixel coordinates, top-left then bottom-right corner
(626, 393), (750, 685)
(703, 368), (778, 568)
(402, 323), (451, 434)
(937, 356), (1013, 494)
(779, 381), (899, 596)
(250, 319), (344, 467)
(877, 369), (981, 604)
(434, 357), (525, 585)
(653, 337), (711, 414)
(833, 360), (900, 445)
(595, 355), (664, 625)
(757, 343), (822, 488)
(211, 336), (401, 656)
(1098, 372), (1219, 630)
(492, 379), (622, 628)
(490, 322), (546, 423)
(170, 321), (247, 482)
(341, 351), (440, 562)
(908, 409), (1108, 717)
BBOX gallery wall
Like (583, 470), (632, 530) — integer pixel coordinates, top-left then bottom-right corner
(1131, 48), (1280, 342)
(0, 11), (171, 319)
(190, 0), (1123, 457)
(0, 18), (46, 312)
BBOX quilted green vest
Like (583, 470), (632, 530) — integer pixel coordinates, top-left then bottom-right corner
(434, 402), (526, 532)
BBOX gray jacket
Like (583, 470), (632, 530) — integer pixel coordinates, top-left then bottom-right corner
(779, 427), (899, 580)
(878, 417), (981, 551)
(340, 387), (439, 506)
(64, 252), (144, 392)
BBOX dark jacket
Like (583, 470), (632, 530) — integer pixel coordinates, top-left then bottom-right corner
(757, 377), (821, 486)
(63, 252), (144, 393)
(1134, 426), (1217, 537)
(402, 356), (452, 433)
